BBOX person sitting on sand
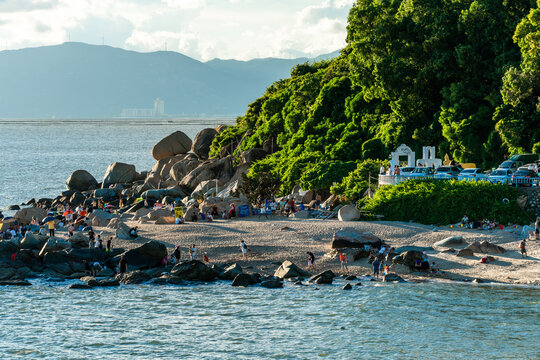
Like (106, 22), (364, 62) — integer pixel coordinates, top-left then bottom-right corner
(228, 204), (236, 219)
(203, 252), (210, 263)
(129, 227), (138, 239)
(520, 240), (527, 258)
(431, 262), (442, 276)
(175, 216), (183, 225)
(210, 205), (219, 217)
(307, 251), (315, 269)
(240, 240), (249, 258)
(461, 215), (469, 226)
(421, 252), (430, 270)
(339, 252), (348, 272)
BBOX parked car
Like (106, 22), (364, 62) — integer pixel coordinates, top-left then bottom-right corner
(488, 169), (513, 184)
(499, 160), (522, 172)
(434, 166), (462, 179)
(510, 169), (539, 187)
(457, 168), (487, 181)
(409, 167), (435, 178)
(399, 167), (415, 176)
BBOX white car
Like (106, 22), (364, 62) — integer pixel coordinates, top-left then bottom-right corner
(488, 169), (513, 184)
(457, 168), (487, 181)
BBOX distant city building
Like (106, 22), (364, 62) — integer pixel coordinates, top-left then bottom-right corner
(120, 98), (166, 118)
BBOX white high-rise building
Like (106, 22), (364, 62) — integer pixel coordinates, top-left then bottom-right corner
(153, 98), (165, 117)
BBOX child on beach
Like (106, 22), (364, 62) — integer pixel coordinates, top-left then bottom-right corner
(240, 240), (250, 258)
(520, 240), (527, 258)
(307, 251), (315, 269)
(189, 244), (197, 260)
(203, 252), (210, 263)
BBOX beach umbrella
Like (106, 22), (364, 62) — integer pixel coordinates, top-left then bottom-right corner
(79, 210), (87, 217)
(63, 210), (74, 216)
(104, 205), (115, 209)
(42, 216), (55, 223)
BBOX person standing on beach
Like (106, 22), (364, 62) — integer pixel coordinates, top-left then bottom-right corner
(47, 219), (55, 237)
(106, 237), (112, 252)
(118, 256), (127, 274)
(520, 240), (527, 258)
(173, 246), (181, 262)
(535, 218), (539, 240)
(339, 252), (348, 272)
(189, 244), (197, 260)
(240, 240), (250, 258)
(372, 258), (380, 279)
(307, 252), (315, 270)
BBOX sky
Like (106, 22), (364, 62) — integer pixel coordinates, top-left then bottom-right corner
(0, 0), (355, 61)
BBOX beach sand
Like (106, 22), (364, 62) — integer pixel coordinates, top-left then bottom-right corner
(93, 216), (540, 285)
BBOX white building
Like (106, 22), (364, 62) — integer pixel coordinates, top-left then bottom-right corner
(120, 98), (166, 118)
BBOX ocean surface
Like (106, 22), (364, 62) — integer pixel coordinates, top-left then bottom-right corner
(0, 118), (229, 212)
(0, 279), (538, 359)
(1, 120), (539, 359)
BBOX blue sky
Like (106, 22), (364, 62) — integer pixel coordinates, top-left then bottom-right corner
(0, 0), (355, 61)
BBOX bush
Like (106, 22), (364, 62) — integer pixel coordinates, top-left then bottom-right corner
(364, 179), (530, 225)
(299, 160), (357, 191)
(330, 159), (386, 201)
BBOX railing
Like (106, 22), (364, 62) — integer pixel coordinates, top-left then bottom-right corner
(379, 175), (540, 187)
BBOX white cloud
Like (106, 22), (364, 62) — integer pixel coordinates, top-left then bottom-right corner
(0, 0), (354, 60)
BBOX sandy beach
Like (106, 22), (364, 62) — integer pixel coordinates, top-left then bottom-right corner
(90, 215), (540, 285)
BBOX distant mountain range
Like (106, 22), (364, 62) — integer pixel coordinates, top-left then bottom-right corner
(0, 42), (340, 118)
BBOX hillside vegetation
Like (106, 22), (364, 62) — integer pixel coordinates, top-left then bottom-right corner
(211, 0), (540, 196)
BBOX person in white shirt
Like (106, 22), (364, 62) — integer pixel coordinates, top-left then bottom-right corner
(380, 165), (385, 175)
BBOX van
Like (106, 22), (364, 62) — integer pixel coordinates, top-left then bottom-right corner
(508, 153), (539, 164)
(499, 160), (522, 171)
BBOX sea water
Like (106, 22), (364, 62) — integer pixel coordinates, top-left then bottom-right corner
(0, 120), (539, 359)
(0, 280), (538, 359)
(0, 118), (228, 211)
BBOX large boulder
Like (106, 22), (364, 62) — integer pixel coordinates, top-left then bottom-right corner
(465, 241), (505, 254)
(102, 162), (137, 187)
(392, 250), (424, 271)
(434, 236), (465, 248)
(170, 156), (201, 182)
(146, 208), (172, 221)
(0, 241), (18, 260)
(94, 188), (117, 201)
(19, 231), (42, 250)
(145, 155), (186, 187)
(170, 260), (218, 281)
(260, 279), (283, 288)
(91, 215), (109, 227)
(115, 221), (133, 240)
(13, 207), (47, 224)
(68, 232), (89, 249)
(456, 248), (475, 257)
(66, 170), (98, 191)
(231, 273), (257, 287)
(119, 270), (153, 284)
(331, 228), (382, 249)
(152, 131), (192, 160)
(338, 205), (360, 222)
(274, 261), (310, 279)
(240, 148), (266, 164)
(219, 263), (243, 280)
(309, 270), (335, 284)
(180, 157), (233, 191)
(39, 237), (71, 257)
(119, 240), (167, 269)
(192, 128), (218, 160)
(383, 273), (406, 283)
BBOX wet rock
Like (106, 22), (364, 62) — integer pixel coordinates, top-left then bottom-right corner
(342, 283), (352, 290)
(219, 263), (243, 280)
(310, 270), (336, 285)
(383, 273), (406, 282)
(344, 275), (357, 281)
(38, 237), (72, 257)
(118, 240), (167, 269)
(261, 279), (283, 288)
(80, 276), (99, 287)
(392, 250), (424, 270)
(274, 261), (310, 279)
(98, 278), (120, 287)
(119, 270), (152, 284)
(66, 170), (98, 191)
(68, 283), (93, 289)
(231, 273), (257, 287)
(0, 279), (31, 286)
(7, 205), (20, 210)
(170, 260), (218, 282)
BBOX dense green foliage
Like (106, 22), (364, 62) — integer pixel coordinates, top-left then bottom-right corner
(238, 172), (281, 205)
(330, 159), (386, 201)
(364, 180), (531, 225)
(211, 0), (539, 197)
